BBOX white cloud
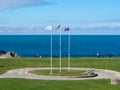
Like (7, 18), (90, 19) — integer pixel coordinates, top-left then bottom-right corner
(0, 0), (53, 10)
(76, 21), (120, 28)
(1, 22), (120, 35)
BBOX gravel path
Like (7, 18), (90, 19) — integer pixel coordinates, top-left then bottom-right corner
(0, 68), (120, 80)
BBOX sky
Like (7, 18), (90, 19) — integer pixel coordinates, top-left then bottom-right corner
(0, 0), (120, 35)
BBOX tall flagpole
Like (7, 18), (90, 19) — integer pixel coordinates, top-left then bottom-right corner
(45, 26), (53, 74)
(59, 27), (62, 72)
(50, 27), (53, 74)
(68, 29), (70, 71)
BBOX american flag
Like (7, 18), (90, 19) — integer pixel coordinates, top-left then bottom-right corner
(56, 25), (61, 29)
(64, 27), (70, 31)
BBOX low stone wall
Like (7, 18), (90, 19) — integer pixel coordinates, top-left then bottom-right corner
(0, 51), (19, 58)
(111, 78), (120, 85)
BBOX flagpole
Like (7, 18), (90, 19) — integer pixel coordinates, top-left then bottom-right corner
(50, 27), (53, 74)
(59, 27), (62, 72)
(68, 29), (70, 71)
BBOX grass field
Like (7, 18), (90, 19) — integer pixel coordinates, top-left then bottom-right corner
(0, 57), (120, 90)
(0, 57), (120, 74)
(29, 70), (86, 76)
(0, 79), (120, 90)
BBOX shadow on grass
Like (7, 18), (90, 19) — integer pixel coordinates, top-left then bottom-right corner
(0, 66), (4, 67)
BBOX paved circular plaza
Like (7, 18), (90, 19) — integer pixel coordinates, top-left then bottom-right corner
(0, 68), (120, 80)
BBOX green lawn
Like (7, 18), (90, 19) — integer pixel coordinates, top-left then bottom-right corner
(0, 57), (120, 74)
(0, 57), (120, 90)
(29, 70), (86, 76)
(0, 79), (120, 90)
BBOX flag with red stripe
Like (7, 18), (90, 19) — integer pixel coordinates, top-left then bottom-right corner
(56, 25), (61, 30)
(64, 27), (70, 31)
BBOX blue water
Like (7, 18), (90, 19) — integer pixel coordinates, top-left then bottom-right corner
(0, 35), (120, 57)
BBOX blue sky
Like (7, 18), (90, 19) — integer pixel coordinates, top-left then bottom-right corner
(0, 0), (120, 35)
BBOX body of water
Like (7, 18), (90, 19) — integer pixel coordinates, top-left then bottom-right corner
(0, 35), (120, 57)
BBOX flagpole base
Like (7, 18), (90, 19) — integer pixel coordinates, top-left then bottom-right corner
(68, 68), (70, 71)
(50, 72), (53, 74)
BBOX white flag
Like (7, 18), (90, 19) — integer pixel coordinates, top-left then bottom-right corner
(45, 26), (53, 30)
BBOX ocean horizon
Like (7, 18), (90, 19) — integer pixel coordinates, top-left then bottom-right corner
(0, 35), (120, 57)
